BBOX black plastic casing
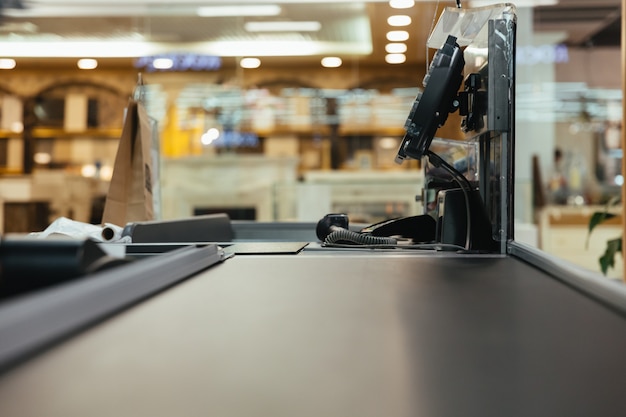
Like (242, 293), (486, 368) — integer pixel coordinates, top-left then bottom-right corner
(395, 35), (465, 163)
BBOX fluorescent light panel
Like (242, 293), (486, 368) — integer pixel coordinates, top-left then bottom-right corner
(0, 38), (372, 58)
(469, 0), (557, 5)
(5, 5), (150, 17)
(244, 21), (322, 32)
(5, 4), (283, 17)
(197, 5), (282, 17)
(27, 0), (386, 4)
(0, 41), (159, 57)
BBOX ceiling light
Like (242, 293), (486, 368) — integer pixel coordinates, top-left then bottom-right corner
(385, 43), (407, 54)
(77, 58), (98, 70)
(386, 30), (409, 42)
(469, 0), (557, 5)
(5, 5), (150, 17)
(5, 4), (284, 17)
(0, 41), (156, 58)
(0, 59), (16, 69)
(206, 40), (368, 57)
(197, 5), (282, 17)
(0, 39), (372, 58)
(389, 0), (415, 9)
(244, 21), (321, 32)
(385, 53), (406, 64)
(153, 58), (174, 69)
(387, 15), (411, 27)
(321, 57), (342, 68)
(240, 57), (261, 69)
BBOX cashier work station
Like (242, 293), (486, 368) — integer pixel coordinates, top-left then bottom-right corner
(1, 4), (626, 417)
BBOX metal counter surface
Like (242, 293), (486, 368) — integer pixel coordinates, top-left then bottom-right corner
(0, 252), (625, 417)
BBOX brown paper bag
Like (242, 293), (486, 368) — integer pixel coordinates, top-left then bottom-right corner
(101, 100), (154, 226)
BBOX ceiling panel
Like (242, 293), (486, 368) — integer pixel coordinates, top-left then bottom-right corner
(0, 0), (621, 68)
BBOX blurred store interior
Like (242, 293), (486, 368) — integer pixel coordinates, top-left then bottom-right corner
(0, 0), (623, 277)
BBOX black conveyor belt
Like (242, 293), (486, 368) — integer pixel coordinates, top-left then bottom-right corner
(0, 252), (624, 417)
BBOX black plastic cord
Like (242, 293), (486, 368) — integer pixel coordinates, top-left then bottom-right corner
(426, 151), (472, 251)
(427, 151), (473, 190)
(324, 229), (397, 246)
(322, 242), (467, 251)
(456, 0), (462, 8)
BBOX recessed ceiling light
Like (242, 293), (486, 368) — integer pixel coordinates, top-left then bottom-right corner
(387, 15), (411, 27)
(0, 58), (16, 69)
(197, 5), (282, 17)
(240, 57), (261, 69)
(77, 58), (98, 70)
(385, 53), (406, 64)
(153, 58), (174, 69)
(385, 43), (407, 54)
(389, 0), (415, 9)
(386, 30), (409, 42)
(244, 21), (321, 32)
(321, 57), (342, 68)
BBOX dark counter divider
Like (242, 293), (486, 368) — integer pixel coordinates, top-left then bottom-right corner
(0, 243), (225, 373)
(0, 238), (129, 300)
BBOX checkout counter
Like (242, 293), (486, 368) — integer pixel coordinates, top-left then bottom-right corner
(1, 5), (626, 416)
(1, 238), (626, 417)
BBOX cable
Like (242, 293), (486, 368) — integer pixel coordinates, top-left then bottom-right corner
(321, 242), (467, 251)
(426, 150), (473, 251)
(456, 0), (462, 9)
(427, 151), (473, 190)
(324, 229), (397, 246)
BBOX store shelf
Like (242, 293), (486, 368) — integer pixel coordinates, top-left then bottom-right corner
(0, 131), (22, 139)
(31, 127), (122, 139)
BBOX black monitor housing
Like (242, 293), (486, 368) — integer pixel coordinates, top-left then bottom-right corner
(395, 5), (517, 254)
(395, 35), (465, 163)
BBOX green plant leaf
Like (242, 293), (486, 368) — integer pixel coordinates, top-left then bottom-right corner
(586, 212), (618, 249)
(588, 195), (622, 274)
(588, 212), (618, 234)
(598, 237), (622, 275)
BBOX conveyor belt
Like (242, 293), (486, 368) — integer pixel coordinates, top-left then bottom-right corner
(0, 251), (625, 417)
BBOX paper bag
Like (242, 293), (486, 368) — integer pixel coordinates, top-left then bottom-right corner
(101, 100), (154, 226)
